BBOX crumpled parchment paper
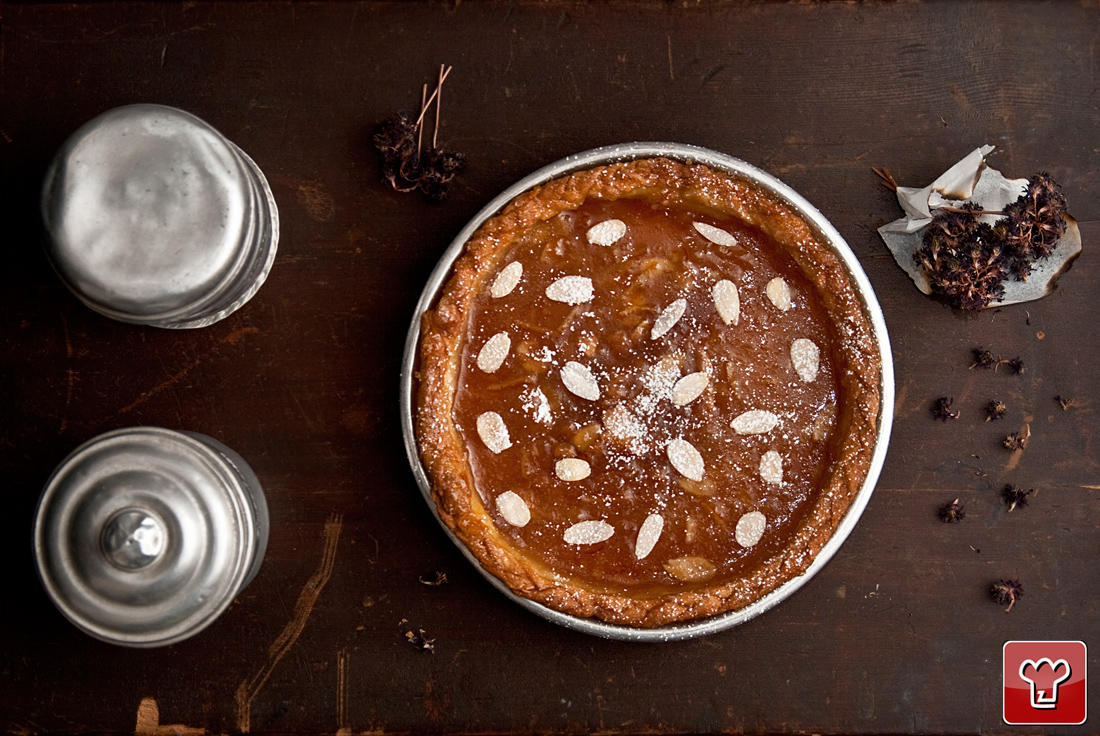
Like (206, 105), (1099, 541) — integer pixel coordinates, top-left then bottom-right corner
(878, 145), (1081, 307)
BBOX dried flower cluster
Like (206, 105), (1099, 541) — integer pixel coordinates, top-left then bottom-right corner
(1003, 424), (1030, 452)
(991, 578), (1024, 612)
(931, 396), (958, 421)
(938, 498), (966, 523)
(913, 174), (1068, 310)
(985, 399), (1007, 422)
(970, 347), (1024, 374)
(1002, 484), (1035, 512)
(374, 65), (467, 201)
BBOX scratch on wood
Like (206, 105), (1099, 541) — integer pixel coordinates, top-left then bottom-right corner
(336, 648), (350, 734)
(135, 696), (205, 735)
(112, 357), (203, 418)
(667, 35), (674, 81)
(235, 514), (343, 733)
(112, 328), (257, 419)
(60, 312), (75, 433)
(222, 326), (260, 346)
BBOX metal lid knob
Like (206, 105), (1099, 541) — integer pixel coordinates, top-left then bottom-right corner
(102, 509), (167, 570)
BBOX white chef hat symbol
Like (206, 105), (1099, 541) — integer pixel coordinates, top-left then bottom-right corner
(1019, 658), (1072, 709)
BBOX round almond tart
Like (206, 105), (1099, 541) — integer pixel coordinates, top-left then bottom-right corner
(414, 154), (883, 629)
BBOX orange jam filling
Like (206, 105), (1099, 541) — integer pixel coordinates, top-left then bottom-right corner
(453, 192), (844, 597)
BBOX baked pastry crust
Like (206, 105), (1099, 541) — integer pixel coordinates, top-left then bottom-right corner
(416, 157), (881, 627)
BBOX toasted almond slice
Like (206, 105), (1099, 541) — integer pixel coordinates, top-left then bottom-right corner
(496, 491), (531, 527)
(563, 519), (615, 545)
(561, 361), (600, 401)
(760, 450), (783, 484)
(667, 438), (704, 481)
(664, 555), (717, 582)
(635, 513), (664, 560)
(476, 331), (511, 373)
(693, 221), (737, 247)
(476, 412), (512, 454)
(490, 261), (523, 298)
(651, 298), (687, 339)
(791, 338), (820, 383)
(713, 280), (740, 325)
(555, 457), (591, 481)
(731, 409), (779, 435)
(735, 511), (767, 548)
(766, 277), (792, 311)
(546, 276), (593, 305)
(586, 219), (627, 246)
(671, 371), (709, 406)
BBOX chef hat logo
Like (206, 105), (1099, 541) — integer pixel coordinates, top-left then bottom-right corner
(1018, 658), (1072, 709)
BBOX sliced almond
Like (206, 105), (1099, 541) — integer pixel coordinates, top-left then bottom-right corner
(735, 511), (767, 548)
(671, 371), (709, 406)
(476, 331), (511, 373)
(790, 338), (820, 383)
(635, 513), (664, 560)
(667, 438), (704, 481)
(713, 280), (740, 325)
(560, 361), (600, 401)
(766, 277), (792, 311)
(693, 221), (737, 247)
(496, 491), (531, 527)
(555, 457), (591, 481)
(546, 276), (594, 305)
(731, 409), (779, 435)
(586, 219), (627, 246)
(663, 556), (717, 582)
(476, 412), (512, 454)
(563, 519), (615, 545)
(760, 450), (783, 484)
(651, 298), (687, 339)
(490, 261), (523, 298)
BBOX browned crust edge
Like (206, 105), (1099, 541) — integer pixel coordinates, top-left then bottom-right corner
(415, 157), (881, 627)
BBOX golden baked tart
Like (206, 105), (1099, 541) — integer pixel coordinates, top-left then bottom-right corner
(412, 150), (887, 631)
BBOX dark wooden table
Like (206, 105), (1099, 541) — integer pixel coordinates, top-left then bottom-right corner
(3, 2), (1098, 733)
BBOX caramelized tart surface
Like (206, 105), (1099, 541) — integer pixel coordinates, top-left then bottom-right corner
(416, 158), (880, 627)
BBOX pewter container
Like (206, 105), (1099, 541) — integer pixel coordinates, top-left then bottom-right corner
(41, 104), (278, 328)
(401, 142), (895, 641)
(33, 427), (269, 647)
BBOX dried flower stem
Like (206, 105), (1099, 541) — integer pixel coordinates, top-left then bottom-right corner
(872, 167), (898, 192)
(414, 64), (453, 129)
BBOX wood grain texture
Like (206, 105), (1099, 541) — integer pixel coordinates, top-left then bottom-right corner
(1, 1), (1098, 733)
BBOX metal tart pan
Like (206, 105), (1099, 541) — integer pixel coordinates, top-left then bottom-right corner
(400, 142), (894, 641)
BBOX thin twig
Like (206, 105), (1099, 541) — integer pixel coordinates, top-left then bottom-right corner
(872, 167), (898, 192)
(414, 65), (453, 128)
(433, 63), (444, 149)
(417, 84), (427, 156)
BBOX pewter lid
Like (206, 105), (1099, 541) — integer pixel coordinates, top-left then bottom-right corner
(41, 104), (278, 328)
(33, 427), (266, 647)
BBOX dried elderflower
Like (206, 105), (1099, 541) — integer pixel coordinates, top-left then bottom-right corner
(931, 397), (959, 421)
(938, 498), (966, 523)
(996, 173), (1069, 281)
(985, 399), (1007, 422)
(1003, 425), (1031, 451)
(914, 204), (1007, 310)
(970, 347), (998, 370)
(991, 578), (1023, 612)
(373, 65), (467, 201)
(1002, 484), (1035, 512)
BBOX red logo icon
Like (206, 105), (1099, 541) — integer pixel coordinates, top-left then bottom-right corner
(1003, 640), (1087, 725)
